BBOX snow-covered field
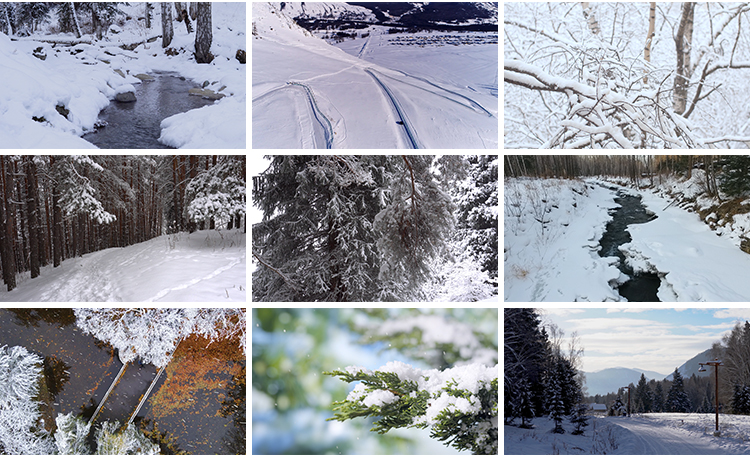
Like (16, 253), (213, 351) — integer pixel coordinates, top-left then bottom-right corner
(0, 229), (245, 302)
(505, 176), (750, 302)
(252, 2), (497, 149)
(505, 414), (750, 454)
(0, 2), (245, 148)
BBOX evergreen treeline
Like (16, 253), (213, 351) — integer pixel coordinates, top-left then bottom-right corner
(504, 308), (586, 433)
(504, 155), (750, 200)
(0, 155), (245, 292)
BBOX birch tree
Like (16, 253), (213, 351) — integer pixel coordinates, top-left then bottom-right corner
(161, 2), (173, 48)
(194, 2), (212, 63)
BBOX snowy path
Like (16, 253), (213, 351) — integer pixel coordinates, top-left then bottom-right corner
(0, 230), (245, 302)
(610, 417), (722, 454)
(621, 187), (750, 301)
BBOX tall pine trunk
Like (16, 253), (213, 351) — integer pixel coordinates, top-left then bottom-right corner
(195, 2), (212, 63)
(161, 2), (173, 48)
(0, 157), (17, 291)
(71, 2), (82, 39)
(24, 157), (41, 279)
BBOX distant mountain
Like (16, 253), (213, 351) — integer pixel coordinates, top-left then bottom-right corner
(585, 367), (668, 396)
(665, 348), (714, 380)
(288, 2), (498, 32)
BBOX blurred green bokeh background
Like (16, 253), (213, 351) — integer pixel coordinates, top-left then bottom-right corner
(251, 308), (498, 455)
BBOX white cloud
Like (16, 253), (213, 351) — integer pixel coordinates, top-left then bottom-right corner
(712, 309), (750, 319)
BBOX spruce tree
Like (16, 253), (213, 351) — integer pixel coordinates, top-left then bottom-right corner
(653, 382), (664, 412)
(634, 373), (652, 413)
(609, 395), (625, 416)
(570, 403), (589, 435)
(666, 368), (691, 413)
(546, 360), (567, 433)
(517, 377), (535, 428)
(718, 155), (750, 198)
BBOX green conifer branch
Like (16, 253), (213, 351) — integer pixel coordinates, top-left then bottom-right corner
(324, 366), (498, 454)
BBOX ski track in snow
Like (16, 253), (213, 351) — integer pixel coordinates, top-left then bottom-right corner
(392, 69), (495, 117)
(364, 68), (421, 149)
(144, 256), (243, 302)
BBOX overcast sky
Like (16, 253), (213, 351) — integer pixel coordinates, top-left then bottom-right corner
(538, 309), (750, 375)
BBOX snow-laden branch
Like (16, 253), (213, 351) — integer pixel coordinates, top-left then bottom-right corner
(325, 361), (498, 455)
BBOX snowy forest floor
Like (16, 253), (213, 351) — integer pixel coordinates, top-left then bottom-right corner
(504, 174), (750, 302)
(0, 3), (245, 148)
(505, 414), (750, 454)
(0, 229), (246, 302)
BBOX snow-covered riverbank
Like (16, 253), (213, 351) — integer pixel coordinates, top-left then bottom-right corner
(0, 2), (245, 148)
(505, 175), (750, 302)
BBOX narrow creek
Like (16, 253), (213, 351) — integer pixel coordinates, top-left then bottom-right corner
(82, 72), (214, 149)
(598, 190), (661, 302)
(0, 309), (243, 454)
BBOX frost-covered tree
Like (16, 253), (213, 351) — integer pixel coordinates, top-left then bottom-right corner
(0, 345), (55, 454)
(94, 421), (159, 455)
(718, 156), (750, 197)
(12, 2), (51, 35)
(609, 395), (626, 416)
(732, 384), (750, 414)
(666, 368), (691, 413)
(184, 155), (245, 230)
(73, 308), (246, 367)
(324, 361), (497, 454)
(54, 412), (91, 455)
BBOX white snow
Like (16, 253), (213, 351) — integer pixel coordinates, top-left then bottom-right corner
(505, 175), (750, 302)
(0, 3), (245, 148)
(505, 414), (750, 455)
(252, 2), (497, 149)
(504, 177), (624, 302)
(0, 229), (245, 302)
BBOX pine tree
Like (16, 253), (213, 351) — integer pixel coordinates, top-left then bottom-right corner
(609, 395), (625, 416)
(570, 403), (589, 435)
(653, 382), (664, 412)
(634, 373), (653, 413)
(546, 362), (566, 433)
(666, 368), (691, 413)
(516, 377), (535, 428)
(718, 155), (750, 198)
(504, 309), (549, 424)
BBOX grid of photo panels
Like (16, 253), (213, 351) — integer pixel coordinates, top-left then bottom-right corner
(504, 154), (750, 456)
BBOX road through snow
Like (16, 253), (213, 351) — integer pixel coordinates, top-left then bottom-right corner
(608, 417), (745, 454)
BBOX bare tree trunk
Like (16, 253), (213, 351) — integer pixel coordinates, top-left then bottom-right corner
(145, 3), (153, 29)
(71, 2), (82, 39)
(673, 2), (695, 114)
(24, 157), (41, 279)
(3, 3), (13, 36)
(0, 157), (17, 291)
(161, 2), (173, 48)
(195, 2), (212, 63)
(189, 2), (197, 20)
(581, 2), (601, 35)
(644, 2), (656, 83)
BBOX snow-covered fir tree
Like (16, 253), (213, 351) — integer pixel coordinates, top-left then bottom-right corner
(609, 395), (626, 416)
(666, 368), (691, 413)
(570, 403), (589, 435)
(545, 362), (566, 434)
(515, 377), (535, 429)
(252, 155), (483, 302)
(653, 382), (664, 412)
(184, 155), (245, 230)
(732, 384), (750, 415)
(0, 345), (55, 454)
(634, 373), (652, 413)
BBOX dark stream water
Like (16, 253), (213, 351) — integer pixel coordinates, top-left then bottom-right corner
(82, 73), (213, 149)
(0, 309), (244, 454)
(598, 192), (661, 302)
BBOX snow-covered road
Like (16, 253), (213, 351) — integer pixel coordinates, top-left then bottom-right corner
(610, 417), (724, 454)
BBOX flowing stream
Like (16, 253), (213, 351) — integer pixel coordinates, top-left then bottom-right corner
(83, 72), (214, 149)
(598, 191), (661, 302)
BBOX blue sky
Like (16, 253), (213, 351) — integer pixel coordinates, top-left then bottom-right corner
(539, 309), (750, 375)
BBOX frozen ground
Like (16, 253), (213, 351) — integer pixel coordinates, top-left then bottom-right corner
(0, 2), (245, 148)
(505, 414), (750, 454)
(252, 3), (497, 149)
(0, 229), (245, 302)
(505, 176), (750, 302)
